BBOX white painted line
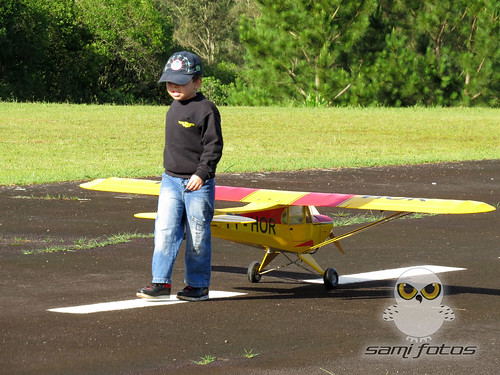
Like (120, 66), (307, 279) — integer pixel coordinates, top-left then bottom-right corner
(304, 265), (466, 284)
(48, 291), (246, 314)
(50, 266), (465, 313)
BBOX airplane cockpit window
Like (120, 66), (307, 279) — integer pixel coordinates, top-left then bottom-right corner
(282, 206), (311, 225)
(305, 206), (312, 223)
(289, 206), (304, 225)
(281, 208), (288, 225)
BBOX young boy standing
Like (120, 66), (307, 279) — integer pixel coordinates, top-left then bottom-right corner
(137, 51), (223, 302)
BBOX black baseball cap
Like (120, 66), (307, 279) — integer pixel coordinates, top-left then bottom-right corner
(158, 51), (203, 85)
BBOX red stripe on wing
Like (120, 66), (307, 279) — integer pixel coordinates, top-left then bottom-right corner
(215, 185), (258, 202)
(292, 192), (355, 207)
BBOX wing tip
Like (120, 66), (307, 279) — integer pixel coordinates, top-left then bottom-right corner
(79, 178), (106, 190)
(453, 200), (496, 214)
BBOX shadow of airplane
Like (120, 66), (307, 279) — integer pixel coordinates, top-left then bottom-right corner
(211, 265), (500, 302)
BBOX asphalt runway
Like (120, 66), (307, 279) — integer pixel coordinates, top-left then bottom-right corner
(1, 160), (498, 375)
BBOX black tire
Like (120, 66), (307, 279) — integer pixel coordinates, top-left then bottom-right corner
(247, 261), (262, 283)
(323, 267), (339, 289)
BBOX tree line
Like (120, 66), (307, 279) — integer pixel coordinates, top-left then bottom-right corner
(1, 0), (498, 107)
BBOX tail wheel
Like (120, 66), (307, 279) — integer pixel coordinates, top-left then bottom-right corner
(323, 267), (339, 289)
(247, 261), (262, 283)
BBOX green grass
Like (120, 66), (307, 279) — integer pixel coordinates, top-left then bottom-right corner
(190, 349), (259, 366)
(243, 349), (259, 359)
(10, 194), (82, 200)
(332, 211), (432, 227)
(1, 102), (498, 185)
(22, 232), (153, 255)
(191, 354), (217, 366)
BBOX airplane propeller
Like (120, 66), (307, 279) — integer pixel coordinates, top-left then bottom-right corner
(329, 231), (345, 254)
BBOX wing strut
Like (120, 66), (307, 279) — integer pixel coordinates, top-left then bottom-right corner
(309, 212), (413, 250)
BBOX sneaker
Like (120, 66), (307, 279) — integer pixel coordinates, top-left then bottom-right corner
(136, 283), (171, 299)
(176, 286), (209, 302)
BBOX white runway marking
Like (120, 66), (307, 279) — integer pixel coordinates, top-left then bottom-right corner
(50, 266), (465, 314)
(49, 291), (246, 314)
(303, 265), (466, 284)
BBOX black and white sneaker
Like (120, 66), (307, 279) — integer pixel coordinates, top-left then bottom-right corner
(176, 286), (209, 302)
(136, 283), (171, 299)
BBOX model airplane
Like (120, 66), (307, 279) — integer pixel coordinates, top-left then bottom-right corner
(80, 178), (495, 289)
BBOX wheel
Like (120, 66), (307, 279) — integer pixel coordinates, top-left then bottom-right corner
(323, 267), (339, 289)
(247, 261), (262, 283)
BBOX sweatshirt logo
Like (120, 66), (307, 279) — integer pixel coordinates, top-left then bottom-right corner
(179, 120), (195, 128)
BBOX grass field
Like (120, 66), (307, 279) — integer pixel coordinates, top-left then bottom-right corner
(1, 102), (499, 186)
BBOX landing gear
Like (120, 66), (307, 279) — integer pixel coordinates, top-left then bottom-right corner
(247, 254), (339, 290)
(247, 261), (262, 283)
(323, 267), (339, 289)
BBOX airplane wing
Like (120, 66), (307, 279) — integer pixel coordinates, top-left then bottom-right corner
(80, 178), (495, 215)
(215, 186), (495, 214)
(80, 178), (161, 196)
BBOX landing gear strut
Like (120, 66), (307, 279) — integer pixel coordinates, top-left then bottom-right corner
(247, 257), (339, 290)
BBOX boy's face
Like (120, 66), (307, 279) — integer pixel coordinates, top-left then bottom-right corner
(167, 78), (202, 101)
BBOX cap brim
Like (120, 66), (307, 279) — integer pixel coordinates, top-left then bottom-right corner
(158, 72), (193, 85)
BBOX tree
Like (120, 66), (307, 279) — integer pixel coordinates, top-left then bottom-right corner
(0, 0), (45, 100)
(75, 0), (174, 103)
(2, 0), (497, 106)
(0, 0), (175, 103)
(237, 0), (377, 105)
(454, 0), (499, 106)
(389, 0), (500, 106)
(164, 0), (247, 67)
(0, 0), (91, 101)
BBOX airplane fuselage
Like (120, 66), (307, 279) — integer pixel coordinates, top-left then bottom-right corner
(211, 205), (334, 253)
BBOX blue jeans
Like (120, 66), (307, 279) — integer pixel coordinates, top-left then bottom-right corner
(151, 174), (215, 288)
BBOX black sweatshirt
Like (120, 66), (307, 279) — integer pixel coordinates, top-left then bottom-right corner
(163, 93), (223, 182)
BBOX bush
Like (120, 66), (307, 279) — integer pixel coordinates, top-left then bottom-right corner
(201, 76), (230, 106)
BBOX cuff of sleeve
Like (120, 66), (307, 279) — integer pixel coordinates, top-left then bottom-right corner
(195, 169), (209, 182)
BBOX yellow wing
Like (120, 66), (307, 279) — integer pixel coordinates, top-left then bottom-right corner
(336, 195), (495, 214)
(80, 178), (495, 214)
(80, 178), (161, 196)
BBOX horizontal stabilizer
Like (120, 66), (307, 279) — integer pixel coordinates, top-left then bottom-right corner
(134, 213), (156, 220)
(213, 215), (256, 223)
(134, 212), (256, 224)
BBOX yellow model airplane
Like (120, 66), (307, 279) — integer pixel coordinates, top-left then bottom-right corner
(80, 178), (495, 289)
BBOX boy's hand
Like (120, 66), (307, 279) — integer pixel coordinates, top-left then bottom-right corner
(186, 175), (203, 191)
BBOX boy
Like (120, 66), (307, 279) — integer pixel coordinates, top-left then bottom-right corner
(137, 51), (223, 301)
